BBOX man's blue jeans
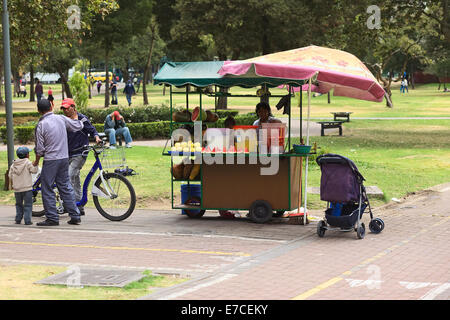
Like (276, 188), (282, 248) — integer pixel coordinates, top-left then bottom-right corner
(111, 91), (118, 103)
(41, 158), (80, 222)
(126, 94), (132, 105)
(105, 127), (132, 145)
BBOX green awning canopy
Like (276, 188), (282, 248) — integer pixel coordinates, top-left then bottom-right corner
(153, 61), (307, 88)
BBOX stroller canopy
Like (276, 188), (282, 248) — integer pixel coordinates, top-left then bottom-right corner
(316, 154), (365, 203)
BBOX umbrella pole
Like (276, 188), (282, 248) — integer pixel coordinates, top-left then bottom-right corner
(300, 85), (303, 142)
(303, 76), (313, 224)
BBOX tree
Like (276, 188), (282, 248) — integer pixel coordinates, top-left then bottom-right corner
(83, 0), (152, 108)
(1, 0), (118, 103)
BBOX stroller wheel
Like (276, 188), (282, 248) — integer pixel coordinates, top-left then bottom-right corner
(317, 220), (326, 237)
(357, 223), (365, 239)
(369, 218), (384, 234)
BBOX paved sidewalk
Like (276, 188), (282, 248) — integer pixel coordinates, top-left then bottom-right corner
(0, 183), (448, 300)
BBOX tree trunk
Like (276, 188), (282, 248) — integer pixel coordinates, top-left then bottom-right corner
(13, 69), (20, 98)
(29, 64), (35, 102)
(143, 27), (156, 106)
(0, 66), (4, 106)
(327, 92), (331, 104)
(217, 86), (228, 109)
(58, 70), (72, 98)
(88, 58), (92, 99)
(122, 60), (130, 83)
(104, 49), (110, 108)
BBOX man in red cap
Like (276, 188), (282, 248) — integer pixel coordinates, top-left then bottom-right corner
(61, 98), (102, 216)
(104, 110), (133, 149)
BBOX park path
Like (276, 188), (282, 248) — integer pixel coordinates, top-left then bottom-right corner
(0, 183), (448, 300)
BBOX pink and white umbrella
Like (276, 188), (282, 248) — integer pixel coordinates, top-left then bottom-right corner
(218, 45), (384, 102)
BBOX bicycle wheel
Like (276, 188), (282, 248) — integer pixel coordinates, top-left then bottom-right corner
(32, 190), (45, 217)
(92, 172), (136, 221)
(32, 188), (66, 217)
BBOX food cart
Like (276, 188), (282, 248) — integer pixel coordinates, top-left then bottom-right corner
(154, 47), (385, 224)
(154, 61), (315, 223)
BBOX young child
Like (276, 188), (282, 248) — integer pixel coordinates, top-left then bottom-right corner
(47, 87), (54, 107)
(8, 147), (39, 225)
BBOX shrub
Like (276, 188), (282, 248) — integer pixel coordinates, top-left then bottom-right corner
(0, 113), (257, 144)
(69, 72), (89, 111)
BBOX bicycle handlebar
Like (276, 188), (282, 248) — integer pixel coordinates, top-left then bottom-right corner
(72, 141), (106, 156)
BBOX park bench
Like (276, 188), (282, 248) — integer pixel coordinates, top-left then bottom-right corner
(316, 121), (343, 136)
(97, 132), (123, 146)
(331, 112), (353, 122)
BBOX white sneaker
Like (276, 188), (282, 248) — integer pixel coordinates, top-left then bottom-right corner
(109, 145), (116, 149)
(125, 143), (132, 148)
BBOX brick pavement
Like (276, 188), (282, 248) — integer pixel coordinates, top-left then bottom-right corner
(0, 183), (449, 300)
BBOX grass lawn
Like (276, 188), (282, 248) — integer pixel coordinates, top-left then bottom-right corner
(0, 83), (448, 211)
(0, 119), (448, 211)
(0, 264), (187, 300)
(3, 83), (449, 118)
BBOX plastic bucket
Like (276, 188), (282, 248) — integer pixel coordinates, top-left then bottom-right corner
(233, 125), (258, 152)
(181, 184), (202, 215)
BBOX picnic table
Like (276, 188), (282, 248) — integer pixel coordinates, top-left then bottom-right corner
(316, 121), (343, 136)
(331, 112), (353, 122)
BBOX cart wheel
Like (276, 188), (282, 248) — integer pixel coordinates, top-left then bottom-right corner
(249, 200), (273, 224)
(184, 197), (205, 219)
(369, 218), (384, 234)
(357, 223), (366, 239)
(317, 220), (326, 237)
(273, 210), (285, 217)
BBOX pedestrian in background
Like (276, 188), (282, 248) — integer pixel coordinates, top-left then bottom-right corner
(110, 80), (118, 105)
(97, 80), (102, 94)
(123, 80), (136, 106)
(47, 87), (54, 107)
(35, 80), (43, 101)
(33, 99), (86, 226)
(8, 147), (39, 225)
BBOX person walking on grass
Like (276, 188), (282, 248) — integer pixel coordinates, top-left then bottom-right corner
(61, 98), (102, 216)
(97, 80), (102, 94)
(33, 99), (86, 226)
(402, 78), (408, 93)
(123, 80), (136, 106)
(8, 147), (39, 225)
(110, 80), (118, 105)
(35, 80), (43, 101)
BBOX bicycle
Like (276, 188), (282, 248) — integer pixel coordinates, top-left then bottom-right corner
(31, 143), (136, 221)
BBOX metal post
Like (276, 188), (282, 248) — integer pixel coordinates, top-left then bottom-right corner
(3, 0), (15, 189)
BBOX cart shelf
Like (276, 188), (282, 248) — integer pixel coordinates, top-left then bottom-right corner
(173, 204), (201, 210)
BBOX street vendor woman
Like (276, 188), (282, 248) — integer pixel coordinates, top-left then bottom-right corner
(252, 101), (282, 126)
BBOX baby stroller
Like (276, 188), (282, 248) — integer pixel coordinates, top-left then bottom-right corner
(315, 154), (385, 239)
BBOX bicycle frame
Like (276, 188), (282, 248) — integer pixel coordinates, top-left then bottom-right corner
(32, 146), (116, 207)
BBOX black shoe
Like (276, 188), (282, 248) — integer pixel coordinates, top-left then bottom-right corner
(37, 219), (59, 226)
(25, 222), (33, 225)
(15, 221), (21, 224)
(78, 207), (85, 216)
(67, 218), (81, 225)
